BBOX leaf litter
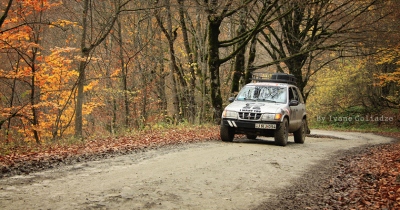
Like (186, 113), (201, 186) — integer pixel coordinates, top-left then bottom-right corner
(1, 128), (399, 209)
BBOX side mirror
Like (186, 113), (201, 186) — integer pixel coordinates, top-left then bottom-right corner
(289, 100), (299, 106)
(228, 97), (235, 102)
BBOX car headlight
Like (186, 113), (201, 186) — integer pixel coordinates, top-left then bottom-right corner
(261, 113), (282, 121)
(274, 113), (282, 120)
(222, 110), (238, 119)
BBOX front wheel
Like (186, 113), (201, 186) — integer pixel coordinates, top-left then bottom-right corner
(220, 124), (234, 142)
(274, 118), (288, 146)
(293, 119), (306, 144)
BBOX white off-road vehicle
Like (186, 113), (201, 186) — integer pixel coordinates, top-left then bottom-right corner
(220, 72), (307, 146)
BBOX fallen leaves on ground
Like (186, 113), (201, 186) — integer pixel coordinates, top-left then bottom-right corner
(348, 144), (400, 209)
(0, 125), (220, 177)
(329, 132), (400, 209)
(1, 127), (400, 209)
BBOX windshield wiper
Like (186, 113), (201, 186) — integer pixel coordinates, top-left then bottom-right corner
(259, 99), (277, 103)
(240, 98), (256, 101)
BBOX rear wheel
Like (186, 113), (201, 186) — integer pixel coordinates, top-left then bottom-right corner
(220, 124), (234, 142)
(294, 119), (306, 144)
(246, 134), (257, 140)
(274, 118), (288, 146)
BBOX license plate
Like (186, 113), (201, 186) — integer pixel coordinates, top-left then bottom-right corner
(255, 124), (276, 129)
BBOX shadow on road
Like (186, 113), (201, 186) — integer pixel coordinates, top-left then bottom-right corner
(229, 137), (299, 146)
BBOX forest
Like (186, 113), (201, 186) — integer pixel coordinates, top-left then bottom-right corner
(1, 0), (399, 144)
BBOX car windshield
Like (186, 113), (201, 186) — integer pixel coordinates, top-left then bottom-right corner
(236, 85), (287, 103)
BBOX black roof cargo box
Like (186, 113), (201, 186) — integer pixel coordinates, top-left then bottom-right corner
(251, 72), (297, 85)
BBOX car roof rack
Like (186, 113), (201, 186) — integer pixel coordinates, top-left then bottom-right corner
(251, 72), (297, 85)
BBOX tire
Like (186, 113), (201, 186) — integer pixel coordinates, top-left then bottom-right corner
(274, 118), (288, 146)
(246, 134), (257, 140)
(294, 119), (306, 144)
(220, 124), (234, 142)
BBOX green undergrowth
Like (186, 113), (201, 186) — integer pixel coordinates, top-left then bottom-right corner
(309, 106), (400, 135)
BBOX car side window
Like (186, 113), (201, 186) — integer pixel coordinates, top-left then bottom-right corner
(289, 87), (299, 101)
(289, 88), (294, 101)
(295, 87), (304, 104)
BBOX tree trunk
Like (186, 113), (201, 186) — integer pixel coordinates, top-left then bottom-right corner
(0, 0), (13, 29)
(178, 0), (196, 123)
(285, 55), (307, 93)
(231, 9), (247, 94)
(75, 59), (86, 138)
(244, 35), (257, 84)
(155, 0), (189, 124)
(157, 59), (168, 119)
(196, 7), (208, 123)
(6, 77), (17, 143)
(117, 18), (130, 128)
(30, 63), (40, 144)
(30, 12), (43, 144)
(208, 18), (223, 124)
(74, 0), (89, 139)
(74, 0), (121, 137)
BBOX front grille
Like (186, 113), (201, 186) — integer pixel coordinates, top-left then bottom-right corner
(238, 112), (262, 120)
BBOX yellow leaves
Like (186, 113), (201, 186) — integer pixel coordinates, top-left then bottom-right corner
(374, 46), (400, 88)
(377, 70), (400, 85)
(376, 47), (400, 64)
(1, 66), (35, 79)
(376, 53), (398, 65)
(23, 47), (78, 140)
(368, 5), (376, 11)
(84, 80), (99, 92)
(0, 0), (81, 142)
(17, 0), (62, 12)
(0, 27), (32, 51)
(0, 0), (64, 51)
(50, 19), (79, 28)
(83, 102), (104, 116)
(308, 58), (370, 117)
(111, 69), (121, 77)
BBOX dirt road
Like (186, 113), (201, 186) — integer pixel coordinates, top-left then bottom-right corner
(0, 130), (394, 210)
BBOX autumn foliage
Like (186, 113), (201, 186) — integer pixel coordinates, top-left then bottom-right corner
(1, 0), (399, 145)
(0, 0), (81, 143)
(1, 1), (400, 208)
(374, 46), (400, 106)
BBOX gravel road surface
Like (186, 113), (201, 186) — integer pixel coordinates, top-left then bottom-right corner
(0, 130), (394, 210)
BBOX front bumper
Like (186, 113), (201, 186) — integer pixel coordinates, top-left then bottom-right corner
(222, 118), (281, 137)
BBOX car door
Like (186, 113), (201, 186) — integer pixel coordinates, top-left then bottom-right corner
(288, 87), (301, 130)
(294, 87), (306, 128)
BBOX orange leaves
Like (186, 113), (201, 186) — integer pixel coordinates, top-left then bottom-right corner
(84, 80), (99, 92)
(0, 0), (79, 142)
(34, 47), (80, 139)
(377, 70), (400, 86)
(0, 26), (32, 53)
(50, 19), (78, 28)
(0, 68), (30, 80)
(15, 0), (62, 13)
(345, 141), (400, 209)
(0, 44), (79, 142)
(375, 47), (400, 86)
(373, 47), (400, 106)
